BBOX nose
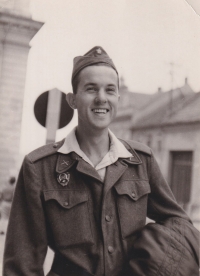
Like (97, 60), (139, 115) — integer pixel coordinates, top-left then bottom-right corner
(95, 89), (107, 104)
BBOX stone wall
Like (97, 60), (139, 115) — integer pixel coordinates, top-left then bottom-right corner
(132, 123), (200, 230)
(0, 12), (43, 187)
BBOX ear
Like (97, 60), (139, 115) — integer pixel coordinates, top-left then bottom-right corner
(66, 93), (77, 109)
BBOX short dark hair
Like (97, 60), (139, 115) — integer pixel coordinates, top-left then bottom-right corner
(72, 63), (119, 94)
(72, 71), (81, 94)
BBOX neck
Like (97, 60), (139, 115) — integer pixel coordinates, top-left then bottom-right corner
(76, 126), (110, 166)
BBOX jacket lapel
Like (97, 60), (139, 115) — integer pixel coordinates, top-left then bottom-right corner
(103, 153), (143, 193)
(104, 159), (128, 193)
(56, 153), (103, 182)
(76, 159), (103, 183)
(56, 153), (77, 173)
(56, 145), (143, 187)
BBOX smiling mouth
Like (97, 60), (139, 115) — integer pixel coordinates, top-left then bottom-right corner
(92, 108), (109, 114)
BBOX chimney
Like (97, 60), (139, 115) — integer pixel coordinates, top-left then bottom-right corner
(158, 87), (162, 93)
(185, 77), (188, 85)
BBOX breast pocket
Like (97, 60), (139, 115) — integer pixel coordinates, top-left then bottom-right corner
(44, 190), (94, 247)
(115, 180), (151, 239)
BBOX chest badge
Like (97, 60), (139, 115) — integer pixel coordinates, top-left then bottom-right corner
(57, 172), (70, 186)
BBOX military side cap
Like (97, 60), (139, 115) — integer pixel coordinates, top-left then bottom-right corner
(72, 46), (118, 82)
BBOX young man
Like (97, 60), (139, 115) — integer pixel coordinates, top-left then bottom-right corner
(3, 46), (199, 276)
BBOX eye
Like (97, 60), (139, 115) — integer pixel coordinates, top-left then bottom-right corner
(106, 87), (116, 93)
(86, 86), (97, 92)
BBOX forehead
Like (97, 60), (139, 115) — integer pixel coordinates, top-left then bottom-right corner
(78, 65), (118, 86)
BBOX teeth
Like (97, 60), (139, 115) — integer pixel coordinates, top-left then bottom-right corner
(93, 109), (108, 114)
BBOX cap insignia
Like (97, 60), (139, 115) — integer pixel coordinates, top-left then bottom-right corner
(96, 48), (102, 54)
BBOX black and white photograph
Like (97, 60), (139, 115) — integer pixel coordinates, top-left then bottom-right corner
(0, 0), (200, 275)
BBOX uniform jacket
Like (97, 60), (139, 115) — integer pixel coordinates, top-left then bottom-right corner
(3, 139), (199, 276)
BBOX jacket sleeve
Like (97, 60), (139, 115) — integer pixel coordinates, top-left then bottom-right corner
(126, 151), (199, 276)
(3, 156), (48, 276)
(126, 219), (199, 276)
(147, 150), (191, 222)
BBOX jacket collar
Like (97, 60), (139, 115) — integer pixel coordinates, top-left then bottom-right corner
(119, 139), (143, 165)
(56, 152), (103, 183)
(56, 152), (143, 192)
(76, 159), (103, 182)
(56, 142), (142, 171)
(56, 131), (142, 184)
(103, 159), (128, 193)
(103, 152), (142, 193)
(121, 150), (142, 165)
(56, 152), (79, 173)
(58, 127), (133, 167)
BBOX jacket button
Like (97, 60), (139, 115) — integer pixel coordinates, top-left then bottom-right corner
(105, 215), (111, 222)
(63, 201), (69, 206)
(131, 192), (136, 198)
(53, 143), (58, 148)
(108, 246), (114, 254)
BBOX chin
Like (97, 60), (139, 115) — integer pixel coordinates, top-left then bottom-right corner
(91, 123), (110, 130)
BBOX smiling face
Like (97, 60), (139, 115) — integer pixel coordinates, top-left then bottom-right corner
(71, 65), (120, 133)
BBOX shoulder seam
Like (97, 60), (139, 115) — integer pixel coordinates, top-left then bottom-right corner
(28, 139), (65, 163)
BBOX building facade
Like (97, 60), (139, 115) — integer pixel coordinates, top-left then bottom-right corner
(111, 80), (200, 230)
(0, 2), (43, 187)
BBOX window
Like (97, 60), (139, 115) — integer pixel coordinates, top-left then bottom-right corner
(169, 151), (193, 209)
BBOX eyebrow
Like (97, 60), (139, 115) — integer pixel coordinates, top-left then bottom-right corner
(83, 83), (117, 88)
(83, 83), (97, 88)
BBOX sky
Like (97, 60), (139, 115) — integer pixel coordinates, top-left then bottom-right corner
(29, 0), (200, 93)
(19, 0), (200, 154)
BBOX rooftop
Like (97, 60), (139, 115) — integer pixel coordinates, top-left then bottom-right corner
(132, 89), (199, 129)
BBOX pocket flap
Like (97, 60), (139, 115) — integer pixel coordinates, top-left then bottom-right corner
(115, 180), (151, 201)
(44, 190), (88, 209)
